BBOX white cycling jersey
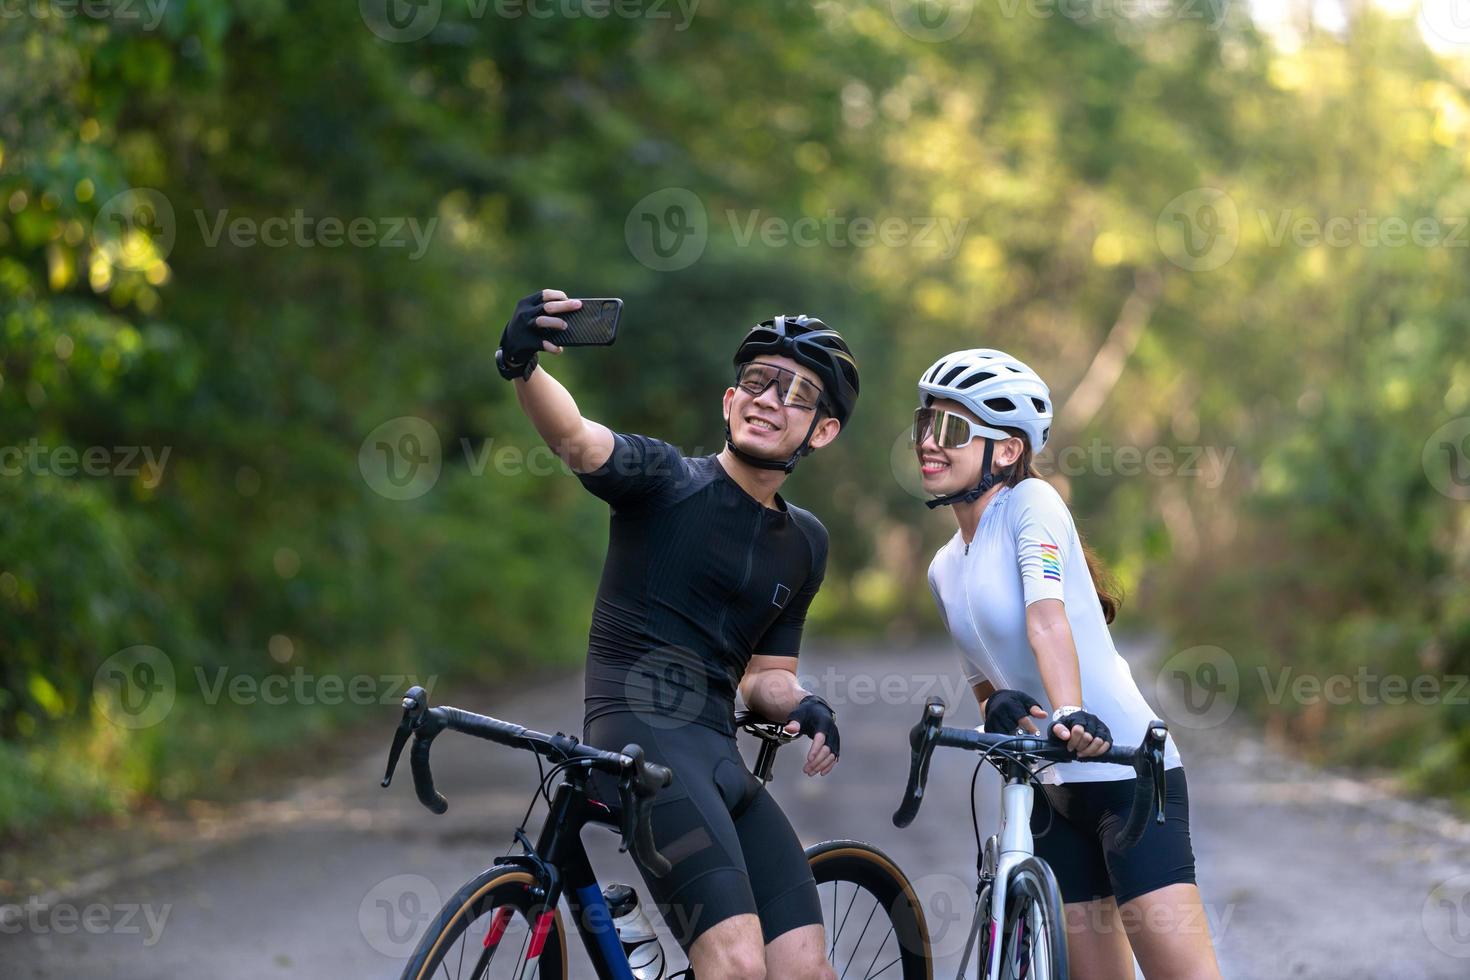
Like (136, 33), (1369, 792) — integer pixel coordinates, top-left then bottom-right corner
(927, 478), (1181, 783)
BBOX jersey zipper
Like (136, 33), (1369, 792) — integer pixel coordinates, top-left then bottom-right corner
(715, 507), (764, 654)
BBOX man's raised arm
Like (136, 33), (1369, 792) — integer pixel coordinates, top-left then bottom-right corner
(498, 288), (615, 474)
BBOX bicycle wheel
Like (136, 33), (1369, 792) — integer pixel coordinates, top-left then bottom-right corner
(997, 857), (1068, 980)
(806, 839), (932, 980)
(399, 865), (568, 980)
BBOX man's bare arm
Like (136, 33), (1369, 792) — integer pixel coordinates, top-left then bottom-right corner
(740, 655), (837, 777)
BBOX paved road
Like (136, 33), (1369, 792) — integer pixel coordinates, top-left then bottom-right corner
(3, 643), (1468, 978)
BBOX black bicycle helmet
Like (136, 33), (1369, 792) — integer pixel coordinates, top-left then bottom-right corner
(732, 314), (860, 427)
(726, 314), (860, 473)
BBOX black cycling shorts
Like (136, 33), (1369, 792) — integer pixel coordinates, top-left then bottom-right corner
(1030, 767), (1197, 907)
(585, 712), (823, 951)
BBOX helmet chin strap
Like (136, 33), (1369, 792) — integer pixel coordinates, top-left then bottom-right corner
(724, 411), (824, 474)
(925, 438), (998, 509)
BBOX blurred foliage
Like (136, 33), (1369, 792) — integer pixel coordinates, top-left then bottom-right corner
(2, 1), (1469, 834)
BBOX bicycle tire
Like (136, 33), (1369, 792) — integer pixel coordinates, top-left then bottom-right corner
(997, 857), (1068, 980)
(806, 839), (933, 980)
(399, 865), (568, 980)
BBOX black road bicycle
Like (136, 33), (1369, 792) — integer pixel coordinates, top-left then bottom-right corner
(891, 698), (1171, 980)
(381, 687), (932, 979)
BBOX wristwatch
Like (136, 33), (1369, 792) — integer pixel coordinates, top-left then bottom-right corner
(1050, 705), (1083, 723)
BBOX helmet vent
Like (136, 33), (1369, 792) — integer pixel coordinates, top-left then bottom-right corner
(1031, 398), (1047, 412)
(958, 371), (995, 389)
(938, 365), (968, 387)
(984, 397), (1016, 412)
(1006, 365), (1022, 373)
(1042, 426), (1050, 443)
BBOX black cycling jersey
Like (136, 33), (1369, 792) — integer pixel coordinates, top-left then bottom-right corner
(577, 432), (829, 736)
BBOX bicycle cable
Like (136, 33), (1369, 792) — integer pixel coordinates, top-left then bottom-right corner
(508, 754), (598, 851)
(969, 733), (1060, 846)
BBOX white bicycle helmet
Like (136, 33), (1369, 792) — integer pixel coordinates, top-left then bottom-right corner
(917, 348), (1053, 452)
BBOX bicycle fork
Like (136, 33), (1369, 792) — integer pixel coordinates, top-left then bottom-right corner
(959, 775), (1036, 979)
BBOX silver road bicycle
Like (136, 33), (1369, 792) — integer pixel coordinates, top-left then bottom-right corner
(892, 698), (1170, 980)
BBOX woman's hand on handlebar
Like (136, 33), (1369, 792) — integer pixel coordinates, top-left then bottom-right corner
(1050, 708), (1112, 758)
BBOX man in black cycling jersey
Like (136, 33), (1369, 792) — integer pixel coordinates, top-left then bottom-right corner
(496, 288), (857, 979)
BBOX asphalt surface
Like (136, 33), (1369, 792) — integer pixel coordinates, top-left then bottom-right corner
(3, 642), (1468, 978)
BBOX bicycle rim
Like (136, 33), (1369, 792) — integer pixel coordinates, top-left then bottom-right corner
(399, 867), (568, 980)
(806, 840), (933, 980)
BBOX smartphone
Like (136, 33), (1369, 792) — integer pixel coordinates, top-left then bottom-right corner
(553, 298), (622, 347)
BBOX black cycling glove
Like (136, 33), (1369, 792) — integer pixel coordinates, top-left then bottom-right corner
(785, 694), (840, 758)
(1049, 708), (1112, 746)
(495, 291), (550, 381)
(983, 689), (1042, 735)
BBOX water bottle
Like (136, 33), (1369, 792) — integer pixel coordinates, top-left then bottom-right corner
(601, 883), (665, 980)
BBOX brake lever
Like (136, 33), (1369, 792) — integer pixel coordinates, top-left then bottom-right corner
(381, 686), (430, 788)
(892, 697), (945, 828)
(1146, 722), (1168, 825)
(617, 744), (673, 877)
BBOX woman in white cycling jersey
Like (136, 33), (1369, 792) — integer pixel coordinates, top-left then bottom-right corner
(913, 349), (1222, 980)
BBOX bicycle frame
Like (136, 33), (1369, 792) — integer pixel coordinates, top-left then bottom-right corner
(492, 771), (641, 980)
(961, 764), (1040, 980)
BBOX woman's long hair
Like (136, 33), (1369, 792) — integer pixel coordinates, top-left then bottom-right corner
(993, 426), (1122, 624)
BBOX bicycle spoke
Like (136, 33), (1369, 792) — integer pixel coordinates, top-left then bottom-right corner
(837, 897), (880, 980)
(512, 917), (531, 980)
(833, 881), (860, 955)
(829, 881), (839, 960)
(866, 953), (902, 978)
(859, 924), (898, 980)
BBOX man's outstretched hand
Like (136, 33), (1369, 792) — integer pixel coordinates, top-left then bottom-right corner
(496, 288), (582, 380)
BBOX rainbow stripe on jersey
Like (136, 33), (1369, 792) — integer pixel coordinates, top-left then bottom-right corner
(1040, 542), (1062, 583)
